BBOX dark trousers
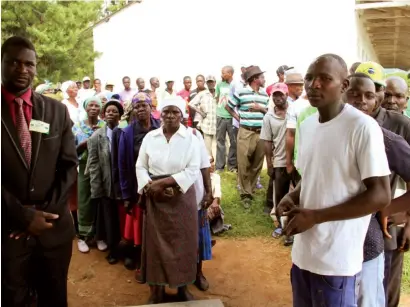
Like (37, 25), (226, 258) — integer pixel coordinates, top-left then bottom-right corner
(265, 175), (274, 209)
(384, 249), (404, 307)
(2, 238), (72, 307)
(95, 197), (122, 251)
(216, 117), (237, 171)
(274, 167), (300, 227)
(291, 264), (360, 307)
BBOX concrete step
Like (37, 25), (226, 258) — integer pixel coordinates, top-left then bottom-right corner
(128, 299), (224, 307)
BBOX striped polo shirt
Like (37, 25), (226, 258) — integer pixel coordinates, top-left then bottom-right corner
(228, 85), (269, 128)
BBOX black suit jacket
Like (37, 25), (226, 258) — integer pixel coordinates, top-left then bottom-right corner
(1, 91), (78, 248)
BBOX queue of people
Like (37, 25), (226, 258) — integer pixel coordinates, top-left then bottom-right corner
(2, 34), (410, 307)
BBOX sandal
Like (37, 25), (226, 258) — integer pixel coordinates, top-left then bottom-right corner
(272, 227), (283, 239)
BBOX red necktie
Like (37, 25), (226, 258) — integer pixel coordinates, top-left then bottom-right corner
(15, 98), (32, 166)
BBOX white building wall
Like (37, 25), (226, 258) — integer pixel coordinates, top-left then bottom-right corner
(93, 0), (359, 91)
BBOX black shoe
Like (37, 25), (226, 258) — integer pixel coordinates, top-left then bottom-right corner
(124, 257), (136, 270)
(106, 253), (118, 265)
(284, 236), (294, 246)
(177, 286), (195, 301)
(195, 274), (209, 291)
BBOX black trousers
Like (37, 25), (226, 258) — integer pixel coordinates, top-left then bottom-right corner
(2, 237), (72, 307)
(265, 175), (274, 209)
(95, 197), (121, 251)
(274, 167), (301, 227)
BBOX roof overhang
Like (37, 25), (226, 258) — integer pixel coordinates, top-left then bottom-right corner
(356, 0), (410, 69)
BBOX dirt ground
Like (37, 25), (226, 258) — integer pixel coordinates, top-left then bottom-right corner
(68, 237), (410, 307)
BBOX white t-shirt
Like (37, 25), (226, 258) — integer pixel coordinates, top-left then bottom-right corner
(188, 128), (211, 210)
(286, 96), (310, 129)
(293, 104), (390, 276)
(78, 88), (96, 103)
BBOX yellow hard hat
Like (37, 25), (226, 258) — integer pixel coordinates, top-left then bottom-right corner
(355, 61), (386, 86)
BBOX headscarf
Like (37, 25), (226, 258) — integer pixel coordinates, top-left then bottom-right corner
(83, 96), (102, 109)
(132, 92), (152, 105)
(35, 83), (53, 94)
(61, 80), (77, 99)
(159, 97), (186, 117)
(121, 92), (152, 121)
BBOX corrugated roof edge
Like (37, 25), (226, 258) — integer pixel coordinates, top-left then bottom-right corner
(85, 0), (142, 33)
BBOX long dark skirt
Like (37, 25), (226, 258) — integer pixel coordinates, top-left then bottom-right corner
(144, 186), (198, 288)
(95, 197), (121, 250)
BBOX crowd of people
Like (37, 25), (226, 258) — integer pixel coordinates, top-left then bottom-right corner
(2, 34), (410, 307)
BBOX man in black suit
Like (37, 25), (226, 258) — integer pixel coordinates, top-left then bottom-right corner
(1, 36), (78, 307)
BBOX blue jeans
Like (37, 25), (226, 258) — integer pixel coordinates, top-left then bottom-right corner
(291, 264), (361, 307)
(358, 253), (385, 307)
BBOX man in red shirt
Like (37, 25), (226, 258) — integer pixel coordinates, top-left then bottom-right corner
(266, 65), (293, 97)
(1, 36), (78, 307)
(177, 76), (193, 126)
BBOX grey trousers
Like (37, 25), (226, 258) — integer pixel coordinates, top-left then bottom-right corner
(216, 117), (237, 170)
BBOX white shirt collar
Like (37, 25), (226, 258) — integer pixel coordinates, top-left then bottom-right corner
(152, 123), (187, 138)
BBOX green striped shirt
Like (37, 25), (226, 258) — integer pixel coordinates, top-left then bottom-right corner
(228, 85), (269, 128)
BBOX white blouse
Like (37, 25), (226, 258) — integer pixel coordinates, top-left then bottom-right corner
(136, 124), (201, 194)
(62, 99), (84, 124)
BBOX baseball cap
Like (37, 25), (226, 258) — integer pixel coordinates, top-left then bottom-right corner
(206, 75), (216, 82)
(276, 65), (293, 75)
(355, 62), (386, 86)
(106, 81), (115, 86)
(82, 76), (91, 82)
(270, 83), (288, 95)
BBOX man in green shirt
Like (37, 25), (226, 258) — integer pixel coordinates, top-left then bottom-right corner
(294, 105), (317, 174)
(215, 66), (237, 172)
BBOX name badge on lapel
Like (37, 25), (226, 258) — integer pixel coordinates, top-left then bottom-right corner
(29, 120), (50, 134)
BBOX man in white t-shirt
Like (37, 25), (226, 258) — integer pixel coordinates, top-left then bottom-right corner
(77, 76), (96, 103)
(277, 54), (391, 306)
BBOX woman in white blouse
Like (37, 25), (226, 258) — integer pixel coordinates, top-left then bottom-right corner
(136, 98), (201, 304)
(61, 80), (83, 124)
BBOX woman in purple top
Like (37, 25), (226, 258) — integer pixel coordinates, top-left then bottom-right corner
(114, 93), (161, 270)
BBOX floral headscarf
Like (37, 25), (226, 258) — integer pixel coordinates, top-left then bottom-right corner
(121, 92), (152, 122)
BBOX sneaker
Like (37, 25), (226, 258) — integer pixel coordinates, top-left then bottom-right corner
(77, 239), (90, 253)
(256, 177), (263, 189)
(97, 240), (108, 251)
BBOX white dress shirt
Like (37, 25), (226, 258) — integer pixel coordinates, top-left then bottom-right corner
(136, 124), (201, 194)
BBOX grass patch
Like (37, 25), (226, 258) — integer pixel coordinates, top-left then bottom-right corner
(216, 172), (410, 294)
(218, 172), (272, 238)
(403, 254), (410, 294)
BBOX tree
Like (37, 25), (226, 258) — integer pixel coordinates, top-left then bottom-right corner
(1, 1), (105, 84)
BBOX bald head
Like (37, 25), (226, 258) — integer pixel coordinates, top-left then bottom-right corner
(386, 76), (408, 92)
(304, 53), (349, 108)
(221, 66), (234, 83)
(382, 76), (409, 113)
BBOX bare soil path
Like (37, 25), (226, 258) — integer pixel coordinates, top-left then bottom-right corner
(68, 238), (410, 307)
